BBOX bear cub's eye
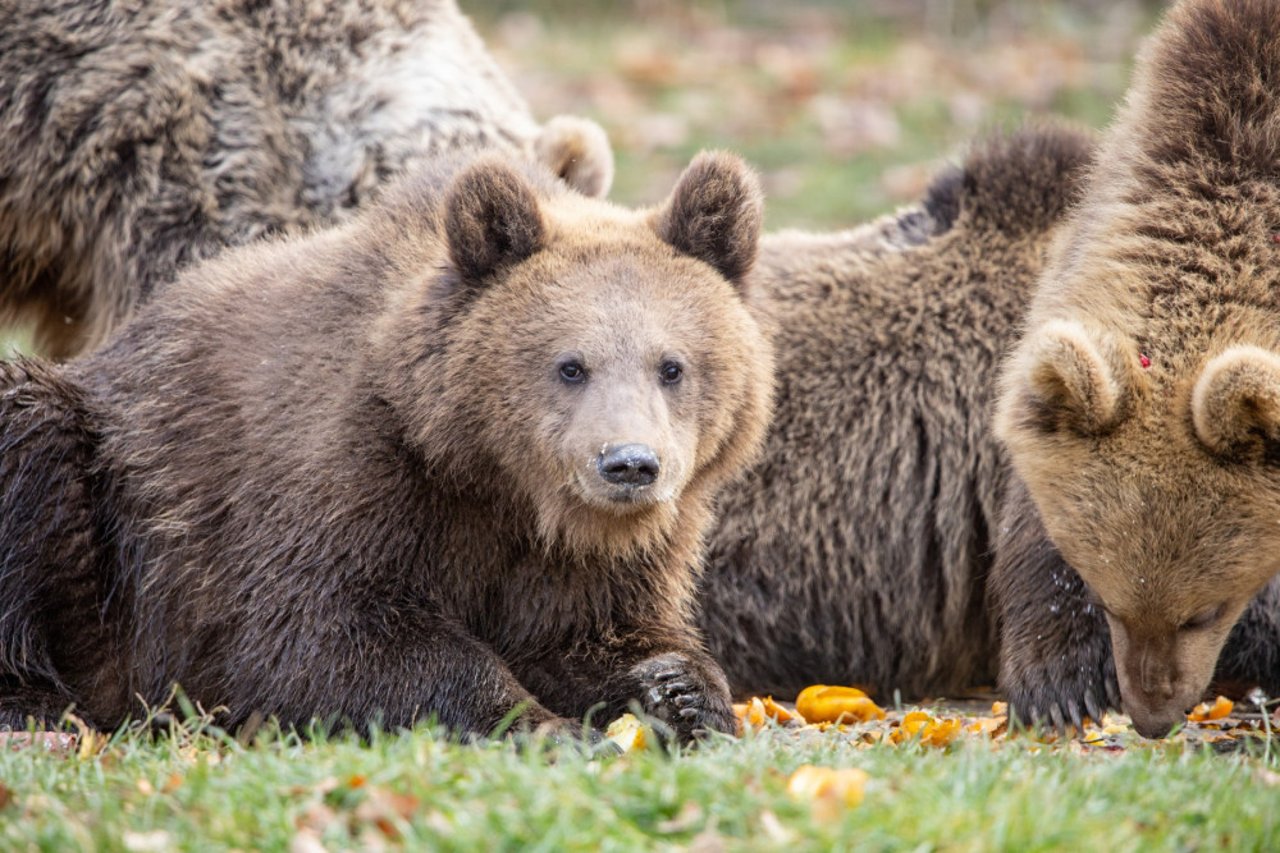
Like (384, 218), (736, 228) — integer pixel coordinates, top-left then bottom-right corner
(559, 360), (587, 384)
(1180, 603), (1225, 632)
(660, 361), (684, 386)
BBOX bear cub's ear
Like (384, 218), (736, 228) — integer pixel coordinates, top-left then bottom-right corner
(445, 158), (546, 282)
(654, 151), (763, 285)
(1010, 319), (1131, 436)
(1192, 345), (1280, 457)
(535, 115), (615, 199)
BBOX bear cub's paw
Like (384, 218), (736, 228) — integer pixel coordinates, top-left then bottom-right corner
(630, 652), (736, 744)
(1002, 631), (1121, 733)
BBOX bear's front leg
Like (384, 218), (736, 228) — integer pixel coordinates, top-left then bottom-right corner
(227, 605), (574, 741)
(1213, 576), (1280, 699)
(518, 626), (736, 744)
(989, 478), (1120, 731)
(625, 649), (736, 742)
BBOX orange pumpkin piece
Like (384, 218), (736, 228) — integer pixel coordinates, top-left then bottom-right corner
(762, 695), (803, 724)
(1187, 695), (1234, 722)
(795, 685), (885, 724)
(892, 710), (961, 747)
(734, 695), (803, 730)
(786, 765), (869, 820)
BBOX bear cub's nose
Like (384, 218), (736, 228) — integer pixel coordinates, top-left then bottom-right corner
(598, 443), (660, 487)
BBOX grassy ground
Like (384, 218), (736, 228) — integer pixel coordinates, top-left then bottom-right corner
(3, 716), (1278, 851)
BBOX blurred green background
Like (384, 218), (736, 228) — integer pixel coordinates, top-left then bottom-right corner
(468, 0), (1162, 229)
(3, 0), (1163, 358)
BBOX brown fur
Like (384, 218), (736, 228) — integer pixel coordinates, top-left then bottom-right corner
(995, 0), (1280, 738)
(0, 151), (772, 740)
(698, 125), (1096, 699)
(0, 0), (613, 358)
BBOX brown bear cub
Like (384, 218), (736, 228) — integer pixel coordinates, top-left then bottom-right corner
(697, 124), (1097, 700)
(0, 0), (612, 358)
(0, 151), (773, 742)
(995, 0), (1280, 738)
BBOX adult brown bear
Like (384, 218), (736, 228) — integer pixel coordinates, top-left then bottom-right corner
(698, 125), (1096, 702)
(0, 0), (612, 358)
(994, 0), (1280, 738)
(0, 150), (772, 742)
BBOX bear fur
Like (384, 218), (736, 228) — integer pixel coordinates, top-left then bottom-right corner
(994, 0), (1280, 738)
(697, 125), (1097, 700)
(0, 0), (613, 359)
(0, 150), (773, 741)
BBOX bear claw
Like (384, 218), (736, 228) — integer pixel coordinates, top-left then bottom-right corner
(629, 652), (735, 744)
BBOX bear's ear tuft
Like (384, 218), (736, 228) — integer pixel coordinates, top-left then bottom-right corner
(1192, 345), (1280, 456)
(445, 159), (545, 283)
(535, 115), (615, 199)
(1012, 320), (1130, 436)
(653, 151), (763, 284)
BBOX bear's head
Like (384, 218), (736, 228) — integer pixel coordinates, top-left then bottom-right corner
(997, 320), (1280, 738)
(995, 0), (1280, 740)
(386, 151), (773, 557)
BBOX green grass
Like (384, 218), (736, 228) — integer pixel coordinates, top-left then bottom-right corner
(2, 717), (1277, 851)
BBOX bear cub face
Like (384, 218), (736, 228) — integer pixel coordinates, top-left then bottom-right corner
(399, 152), (772, 558)
(998, 321), (1280, 737)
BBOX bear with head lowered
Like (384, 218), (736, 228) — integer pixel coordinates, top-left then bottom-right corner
(696, 124), (1097, 702)
(995, 0), (1280, 738)
(0, 150), (772, 741)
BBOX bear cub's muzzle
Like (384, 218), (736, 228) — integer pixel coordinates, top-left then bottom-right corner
(598, 442), (661, 491)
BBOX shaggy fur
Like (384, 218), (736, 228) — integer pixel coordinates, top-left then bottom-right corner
(994, 0), (1280, 738)
(0, 152), (773, 741)
(698, 125), (1095, 699)
(0, 0), (613, 358)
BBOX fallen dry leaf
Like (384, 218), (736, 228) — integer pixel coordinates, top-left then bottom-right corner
(1254, 768), (1280, 787)
(0, 732), (77, 755)
(758, 809), (794, 844)
(289, 828), (329, 853)
(354, 788), (419, 841)
(122, 830), (172, 853)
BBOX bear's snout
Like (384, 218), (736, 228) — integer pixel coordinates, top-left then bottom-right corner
(598, 443), (661, 488)
(1127, 706), (1182, 740)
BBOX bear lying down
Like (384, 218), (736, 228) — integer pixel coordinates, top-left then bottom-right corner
(0, 152), (774, 742)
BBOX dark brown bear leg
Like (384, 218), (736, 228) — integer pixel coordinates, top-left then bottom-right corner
(517, 625), (736, 744)
(229, 607), (570, 740)
(989, 476), (1120, 730)
(0, 678), (80, 730)
(1213, 578), (1280, 700)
